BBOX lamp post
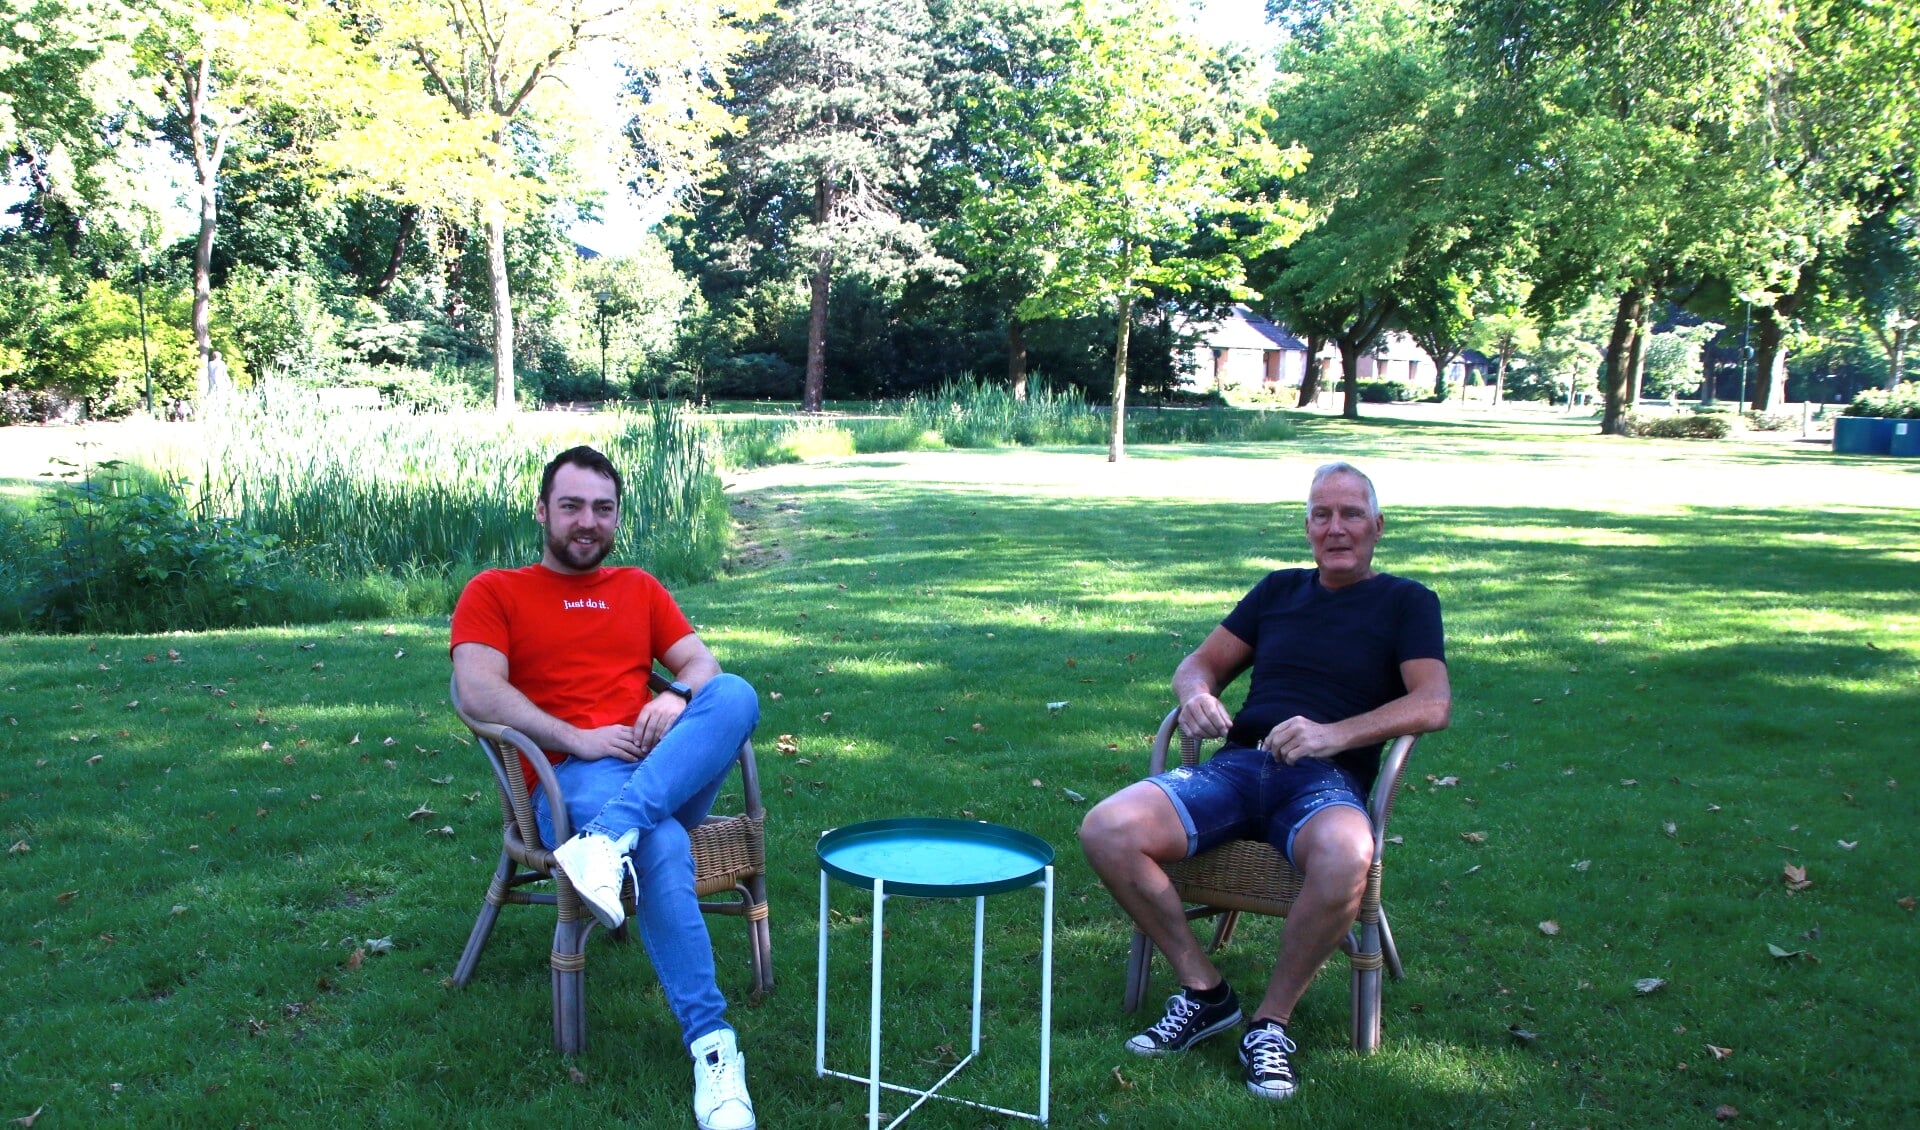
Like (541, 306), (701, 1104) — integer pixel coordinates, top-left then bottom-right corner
(594, 290), (612, 402)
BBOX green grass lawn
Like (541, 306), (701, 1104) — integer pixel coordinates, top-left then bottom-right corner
(2, 425), (1916, 1129)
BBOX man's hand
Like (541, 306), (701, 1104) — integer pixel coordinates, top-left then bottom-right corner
(1259, 716), (1344, 765)
(633, 692), (688, 756)
(1177, 692), (1235, 740)
(569, 724), (646, 763)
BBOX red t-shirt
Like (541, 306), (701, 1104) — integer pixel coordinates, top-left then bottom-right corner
(449, 564), (695, 779)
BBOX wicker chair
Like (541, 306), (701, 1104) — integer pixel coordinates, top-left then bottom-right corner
(449, 677), (771, 1055)
(1122, 708), (1418, 1052)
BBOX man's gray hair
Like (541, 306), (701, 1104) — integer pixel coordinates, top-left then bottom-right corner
(1309, 461), (1380, 518)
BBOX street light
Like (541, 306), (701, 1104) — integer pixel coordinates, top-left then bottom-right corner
(594, 289), (612, 402)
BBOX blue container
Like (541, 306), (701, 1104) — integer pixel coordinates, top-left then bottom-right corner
(1833, 415), (1895, 455)
(1891, 419), (1920, 457)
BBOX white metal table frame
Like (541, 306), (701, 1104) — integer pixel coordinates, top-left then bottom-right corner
(815, 866), (1055, 1128)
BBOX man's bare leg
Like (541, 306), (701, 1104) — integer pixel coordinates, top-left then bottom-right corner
(1079, 782), (1219, 988)
(1249, 804), (1374, 1025)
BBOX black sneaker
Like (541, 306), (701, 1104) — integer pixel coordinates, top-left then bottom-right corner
(1125, 987), (1243, 1056)
(1239, 1019), (1298, 1100)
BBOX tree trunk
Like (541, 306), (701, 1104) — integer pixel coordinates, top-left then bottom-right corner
(1750, 306), (1785, 411)
(1109, 290), (1132, 462)
(1336, 338), (1363, 419)
(803, 178), (836, 413)
(370, 205), (419, 298)
(1890, 325), (1908, 392)
(804, 251), (831, 412)
(1600, 285), (1644, 434)
(1699, 340), (1718, 405)
(183, 55), (222, 398)
(1296, 333), (1325, 406)
(486, 209), (515, 413)
(1008, 315), (1028, 400)
(1626, 299), (1650, 407)
(1494, 340), (1511, 406)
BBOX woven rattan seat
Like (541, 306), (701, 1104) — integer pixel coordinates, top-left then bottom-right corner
(1122, 708), (1418, 1052)
(449, 677), (771, 1055)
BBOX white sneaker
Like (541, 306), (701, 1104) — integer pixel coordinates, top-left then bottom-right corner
(690, 1028), (756, 1130)
(550, 830), (633, 931)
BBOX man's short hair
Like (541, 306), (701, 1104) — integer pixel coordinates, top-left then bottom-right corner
(1309, 461), (1379, 518)
(540, 446), (624, 504)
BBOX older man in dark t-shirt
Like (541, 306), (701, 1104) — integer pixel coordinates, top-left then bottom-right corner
(1079, 462), (1451, 1102)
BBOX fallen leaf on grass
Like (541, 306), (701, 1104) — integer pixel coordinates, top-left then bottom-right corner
(11, 1105), (43, 1127)
(86, 755), (102, 766)
(345, 948), (364, 971)
(1030, 778), (1044, 788)
(1062, 788), (1086, 802)
(382, 737), (397, 747)
(1634, 977), (1666, 994)
(1706, 1044), (1733, 1060)
(1572, 860), (1591, 871)
(56, 891), (78, 905)
(7, 841), (28, 855)
(427, 825), (454, 837)
(1111, 1066), (1133, 1090)
(1620, 778), (1638, 787)
(971, 723), (987, 733)
(1385, 835), (1404, 845)
(1663, 821), (1677, 837)
(1539, 921), (1560, 936)
(818, 711), (833, 723)
(364, 936), (394, 954)
(1427, 774), (1459, 787)
(1837, 840), (1857, 850)
(1766, 943), (1809, 961)
(1507, 1025), (1538, 1044)
(406, 805), (437, 821)
(1460, 831), (1487, 844)
(568, 1066), (589, 1085)
(1900, 896), (1916, 912)
(349, 733), (360, 746)
(775, 735), (799, 755)
(1783, 863), (1812, 892)
(1715, 1105), (1739, 1121)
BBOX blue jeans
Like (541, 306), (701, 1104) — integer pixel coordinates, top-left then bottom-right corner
(533, 673), (760, 1047)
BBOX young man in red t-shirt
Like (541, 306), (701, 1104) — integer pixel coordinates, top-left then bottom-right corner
(451, 446), (760, 1130)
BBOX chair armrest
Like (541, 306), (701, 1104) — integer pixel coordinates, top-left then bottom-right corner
(451, 674), (574, 845)
(1368, 733), (1419, 854)
(736, 739), (765, 820)
(1149, 708), (1181, 775)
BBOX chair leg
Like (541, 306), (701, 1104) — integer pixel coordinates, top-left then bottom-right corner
(1207, 909), (1241, 952)
(746, 874), (774, 996)
(551, 916), (591, 1056)
(1123, 929), (1154, 1013)
(453, 851), (514, 987)
(1349, 922), (1384, 1053)
(1379, 903), (1404, 981)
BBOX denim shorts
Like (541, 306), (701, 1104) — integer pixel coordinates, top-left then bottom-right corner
(1147, 745), (1368, 866)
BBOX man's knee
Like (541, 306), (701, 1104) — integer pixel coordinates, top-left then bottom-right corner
(698, 673), (759, 723)
(1080, 785), (1183, 867)
(1293, 808), (1373, 899)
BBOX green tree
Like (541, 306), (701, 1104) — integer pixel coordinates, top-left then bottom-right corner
(332, 0), (762, 411)
(717, 0), (955, 412)
(1012, 0), (1304, 458)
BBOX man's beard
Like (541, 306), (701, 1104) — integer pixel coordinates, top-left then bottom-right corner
(547, 527), (613, 571)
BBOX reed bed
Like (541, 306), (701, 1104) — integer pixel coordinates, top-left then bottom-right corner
(146, 387), (729, 585)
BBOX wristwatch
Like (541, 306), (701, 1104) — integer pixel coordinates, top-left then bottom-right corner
(648, 671), (693, 700)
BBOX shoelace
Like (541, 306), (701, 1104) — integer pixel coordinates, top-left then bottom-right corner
(1148, 994), (1203, 1040)
(700, 1047), (748, 1106)
(1244, 1027), (1298, 1073)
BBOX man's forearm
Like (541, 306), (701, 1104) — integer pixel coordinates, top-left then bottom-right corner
(1321, 686), (1451, 751)
(456, 670), (585, 756)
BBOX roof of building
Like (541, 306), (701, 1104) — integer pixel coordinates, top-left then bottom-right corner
(1178, 304), (1306, 351)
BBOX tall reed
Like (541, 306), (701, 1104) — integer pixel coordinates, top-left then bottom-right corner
(143, 387), (728, 585)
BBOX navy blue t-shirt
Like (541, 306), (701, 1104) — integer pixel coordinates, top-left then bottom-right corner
(1219, 569), (1446, 790)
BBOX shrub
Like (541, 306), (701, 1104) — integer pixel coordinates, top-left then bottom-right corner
(1357, 379), (1423, 403)
(1622, 412), (1731, 439)
(1844, 382), (1920, 418)
(25, 459), (286, 633)
(1742, 411), (1796, 432)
